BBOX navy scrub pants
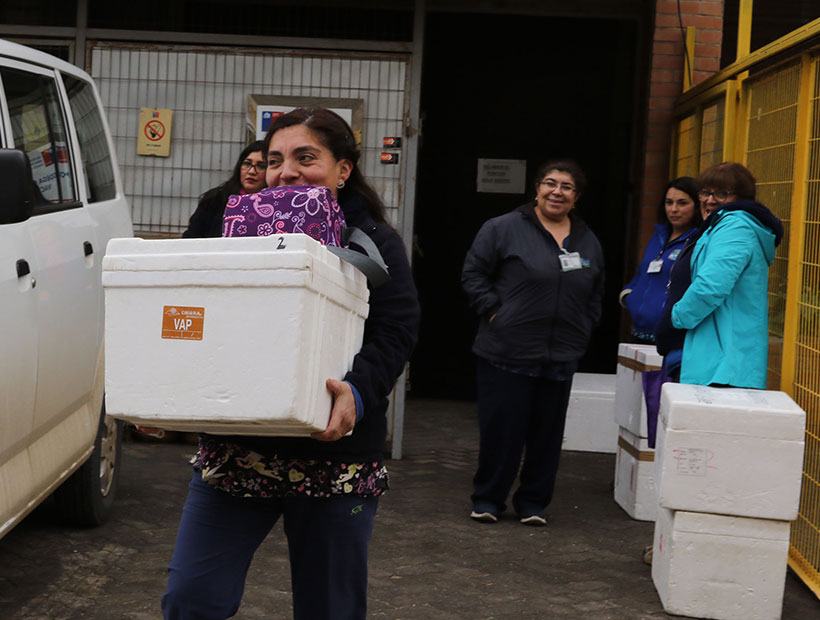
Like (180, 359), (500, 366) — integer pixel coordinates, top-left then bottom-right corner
(471, 358), (574, 517)
(162, 473), (378, 620)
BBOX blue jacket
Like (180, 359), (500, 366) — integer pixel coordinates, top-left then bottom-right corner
(623, 224), (697, 341)
(671, 201), (782, 388)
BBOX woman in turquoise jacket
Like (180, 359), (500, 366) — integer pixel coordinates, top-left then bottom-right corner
(670, 162), (783, 389)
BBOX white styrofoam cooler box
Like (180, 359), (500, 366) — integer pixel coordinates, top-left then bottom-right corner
(614, 343), (663, 437)
(102, 235), (369, 436)
(562, 373), (617, 453)
(655, 383), (806, 520)
(614, 426), (656, 521)
(652, 506), (790, 620)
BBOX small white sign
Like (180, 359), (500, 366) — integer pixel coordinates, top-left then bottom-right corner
(476, 158), (526, 194)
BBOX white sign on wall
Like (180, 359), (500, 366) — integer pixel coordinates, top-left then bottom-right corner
(476, 158), (527, 194)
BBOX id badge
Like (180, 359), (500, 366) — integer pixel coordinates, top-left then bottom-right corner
(559, 251), (583, 271)
(647, 259), (663, 273)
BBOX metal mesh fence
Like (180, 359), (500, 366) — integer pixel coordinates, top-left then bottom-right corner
(671, 52), (820, 598)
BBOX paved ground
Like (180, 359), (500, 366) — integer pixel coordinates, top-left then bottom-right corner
(0, 397), (818, 619)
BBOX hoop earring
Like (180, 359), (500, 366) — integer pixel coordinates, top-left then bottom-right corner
(337, 179), (345, 189)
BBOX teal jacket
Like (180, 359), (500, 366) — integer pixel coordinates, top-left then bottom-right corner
(671, 201), (782, 388)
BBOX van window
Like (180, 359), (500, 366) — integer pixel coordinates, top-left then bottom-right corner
(1, 67), (77, 206)
(62, 74), (116, 202)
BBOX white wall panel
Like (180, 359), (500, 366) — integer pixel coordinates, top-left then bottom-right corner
(90, 44), (408, 237)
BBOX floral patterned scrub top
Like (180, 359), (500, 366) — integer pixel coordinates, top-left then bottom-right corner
(193, 436), (389, 499)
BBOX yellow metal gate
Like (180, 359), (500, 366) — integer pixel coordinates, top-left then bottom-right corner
(670, 30), (820, 598)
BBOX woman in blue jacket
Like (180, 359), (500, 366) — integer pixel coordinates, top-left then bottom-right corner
(620, 177), (700, 343)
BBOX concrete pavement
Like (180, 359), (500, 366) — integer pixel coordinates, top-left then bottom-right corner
(0, 397), (817, 619)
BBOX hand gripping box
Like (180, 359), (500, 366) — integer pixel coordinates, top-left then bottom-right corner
(614, 343), (663, 437)
(614, 426), (656, 521)
(652, 506), (790, 620)
(102, 235), (369, 436)
(654, 383), (806, 520)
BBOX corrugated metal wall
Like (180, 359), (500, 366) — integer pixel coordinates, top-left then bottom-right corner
(89, 44), (408, 237)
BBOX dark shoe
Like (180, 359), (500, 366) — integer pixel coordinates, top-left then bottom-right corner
(470, 510), (498, 523)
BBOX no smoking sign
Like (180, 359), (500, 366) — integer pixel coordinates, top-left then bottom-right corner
(145, 119), (165, 141)
(138, 108), (173, 157)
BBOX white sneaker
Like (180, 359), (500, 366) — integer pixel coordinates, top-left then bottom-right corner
(470, 510), (498, 523)
(519, 514), (547, 526)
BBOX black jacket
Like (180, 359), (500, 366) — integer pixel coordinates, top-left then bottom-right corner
(182, 185), (235, 238)
(462, 203), (605, 366)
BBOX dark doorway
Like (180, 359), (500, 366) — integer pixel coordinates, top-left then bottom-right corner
(410, 12), (639, 400)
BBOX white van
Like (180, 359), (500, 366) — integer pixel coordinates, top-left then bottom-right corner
(0, 40), (133, 538)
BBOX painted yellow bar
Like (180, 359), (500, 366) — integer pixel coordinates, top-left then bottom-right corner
(789, 546), (820, 599)
(737, 0), (753, 60)
(722, 80), (738, 161)
(678, 16), (820, 106)
(692, 106), (704, 174)
(684, 26), (696, 91)
(780, 54), (814, 392)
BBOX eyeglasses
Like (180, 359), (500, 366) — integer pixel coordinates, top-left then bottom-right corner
(539, 179), (576, 194)
(698, 189), (732, 202)
(241, 160), (267, 173)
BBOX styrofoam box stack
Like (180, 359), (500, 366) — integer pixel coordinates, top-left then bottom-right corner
(651, 383), (806, 620)
(102, 235), (369, 436)
(652, 507), (791, 620)
(612, 343), (663, 521)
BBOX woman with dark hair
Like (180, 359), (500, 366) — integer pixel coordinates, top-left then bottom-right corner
(657, 161), (782, 389)
(181, 140), (266, 238)
(643, 162), (782, 567)
(461, 158), (604, 526)
(620, 177), (701, 343)
(162, 109), (420, 620)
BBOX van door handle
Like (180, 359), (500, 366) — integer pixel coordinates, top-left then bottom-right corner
(16, 259), (30, 278)
(83, 241), (94, 256)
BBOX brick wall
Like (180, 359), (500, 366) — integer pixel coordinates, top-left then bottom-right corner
(635, 0), (725, 256)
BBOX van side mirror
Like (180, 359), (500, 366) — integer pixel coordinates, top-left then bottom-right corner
(0, 149), (36, 225)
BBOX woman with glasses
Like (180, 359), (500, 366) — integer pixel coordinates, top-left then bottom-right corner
(655, 162), (782, 389)
(461, 158), (604, 526)
(620, 177), (701, 344)
(182, 140), (267, 238)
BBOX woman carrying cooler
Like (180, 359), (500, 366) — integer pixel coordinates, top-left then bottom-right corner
(162, 108), (420, 620)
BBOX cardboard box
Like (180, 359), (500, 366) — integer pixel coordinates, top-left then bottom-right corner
(614, 343), (663, 437)
(102, 235), (369, 436)
(655, 383), (805, 520)
(614, 426), (656, 521)
(652, 506), (790, 620)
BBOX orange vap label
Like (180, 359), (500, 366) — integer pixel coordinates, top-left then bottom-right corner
(162, 306), (205, 340)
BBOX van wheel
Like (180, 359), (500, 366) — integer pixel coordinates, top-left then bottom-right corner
(54, 404), (123, 526)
